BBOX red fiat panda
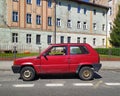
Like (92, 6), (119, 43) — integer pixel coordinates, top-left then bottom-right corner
(12, 43), (101, 81)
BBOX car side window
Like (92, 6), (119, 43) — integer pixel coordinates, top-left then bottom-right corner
(47, 46), (67, 56)
(70, 46), (89, 55)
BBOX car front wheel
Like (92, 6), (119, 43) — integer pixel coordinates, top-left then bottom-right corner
(20, 67), (35, 81)
(79, 67), (94, 80)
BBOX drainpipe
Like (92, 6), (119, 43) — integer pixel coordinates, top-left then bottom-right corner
(54, 0), (57, 44)
(106, 9), (108, 48)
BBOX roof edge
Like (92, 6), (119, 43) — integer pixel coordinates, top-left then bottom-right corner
(70, 0), (109, 10)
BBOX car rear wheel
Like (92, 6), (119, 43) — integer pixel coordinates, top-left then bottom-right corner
(79, 67), (94, 80)
(20, 67), (35, 81)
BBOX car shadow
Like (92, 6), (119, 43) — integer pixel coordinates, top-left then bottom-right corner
(34, 72), (102, 81)
(37, 74), (78, 80)
(94, 72), (102, 79)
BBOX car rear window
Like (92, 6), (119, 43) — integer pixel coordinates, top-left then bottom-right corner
(70, 46), (89, 55)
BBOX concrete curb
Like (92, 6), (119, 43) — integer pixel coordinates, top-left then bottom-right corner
(0, 61), (120, 71)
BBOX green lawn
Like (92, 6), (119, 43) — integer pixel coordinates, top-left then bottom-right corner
(0, 53), (120, 60)
(0, 53), (39, 58)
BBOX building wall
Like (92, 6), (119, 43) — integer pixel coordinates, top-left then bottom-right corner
(0, 0), (108, 53)
(89, 0), (108, 6)
(6, 0), (55, 31)
(0, 0), (7, 27)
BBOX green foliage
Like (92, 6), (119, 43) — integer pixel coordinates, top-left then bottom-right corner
(110, 6), (120, 47)
(95, 48), (120, 56)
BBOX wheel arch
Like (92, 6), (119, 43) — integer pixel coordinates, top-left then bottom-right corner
(76, 64), (93, 74)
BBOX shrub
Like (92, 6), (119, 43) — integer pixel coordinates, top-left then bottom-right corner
(95, 48), (120, 56)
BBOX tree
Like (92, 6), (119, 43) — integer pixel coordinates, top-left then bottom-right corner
(110, 6), (120, 47)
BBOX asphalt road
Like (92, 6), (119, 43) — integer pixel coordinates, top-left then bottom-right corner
(0, 70), (120, 96)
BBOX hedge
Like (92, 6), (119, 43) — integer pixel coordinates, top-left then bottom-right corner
(95, 48), (120, 56)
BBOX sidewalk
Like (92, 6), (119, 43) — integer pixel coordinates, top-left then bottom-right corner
(0, 61), (120, 71)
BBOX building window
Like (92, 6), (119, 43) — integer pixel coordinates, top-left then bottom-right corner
(26, 34), (31, 44)
(60, 36), (64, 43)
(68, 4), (71, 11)
(77, 6), (81, 13)
(77, 21), (81, 29)
(58, 2), (61, 6)
(26, 0), (32, 4)
(48, 0), (52, 8)
(93, 23), (97, 30)
(83, 22), (87, 30)
(12, 33), (18, 43)
(36, 0), (41, 6)
(36, 15), (41, 25)
(102, 24), (105, 31)
(57, 18), (61, 27)
(48, 17), (52, 26)
(47, 35), (52, 44)
(36, 35), (41, 44)
(84, 8), (87, 14)
(26, 14), (32, 24)
(102, 39), (105, 46)
(109, 7), (112, 16)
(67, 20), (72, 28)
(109, 22), (112, 31)
(93, 38), (96, 45)
(103, 11), (105, 16)
(93, 9), (96, 15)
(13, 0), (18, 2)
(77, 37), (80, 43)
(67, 37), (71, 43)
(83, 37), (86, 43)
(12, 11), (18, 22)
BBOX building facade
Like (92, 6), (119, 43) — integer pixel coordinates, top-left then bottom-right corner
(0, 0), (108, 52)
(89, 0), (120, 47)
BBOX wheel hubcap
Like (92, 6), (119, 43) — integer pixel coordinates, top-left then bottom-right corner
(24, 70), (31, 78)
(83, 70), (91, 78)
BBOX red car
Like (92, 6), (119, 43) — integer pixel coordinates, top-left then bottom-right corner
(12, 43), (102, 81)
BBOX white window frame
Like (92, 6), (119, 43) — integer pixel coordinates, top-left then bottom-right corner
(26, 13), (32, 24)
(27, 0), (32, 4)
(36, 15), (41, 25)
(36, 34), (41, 44)
(93, 23), (97, 30)
(57, 18), (61, 27)
(48, 17), (52, 26)
(12, 33), (18, 43)
(102, 24), (105, 31)
(12, 11), (18, 22)
(68, 4), (71, 11)
(67, 20), (72, 28)
(77, 21), (81, 29)
(93, 38), (96, 46)
(48, 0), (52, 8)
(26, 34), (31, 44)
(36, 0), (41, 6)
(83, 22), (87, 30)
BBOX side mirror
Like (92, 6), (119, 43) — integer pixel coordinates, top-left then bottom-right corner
(43, 53), (47, 57)
(43, 53), (48, 60)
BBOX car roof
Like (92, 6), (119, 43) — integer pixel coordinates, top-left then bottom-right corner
(50, 43), (89, 46)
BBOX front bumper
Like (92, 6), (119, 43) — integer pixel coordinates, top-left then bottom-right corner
(12, 65), (21, 73)
(92, 63), (102, 72)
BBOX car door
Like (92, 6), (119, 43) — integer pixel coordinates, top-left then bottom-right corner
(40, 46), (69, 74)
(69, 45), (89, 72)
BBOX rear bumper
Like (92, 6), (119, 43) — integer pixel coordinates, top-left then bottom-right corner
(92, 63), (102, 72)
(12, 65), (21, 73)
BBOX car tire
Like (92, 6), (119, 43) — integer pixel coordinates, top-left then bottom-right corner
(79, 67), (94, 81)
(20, 67), (35, 81)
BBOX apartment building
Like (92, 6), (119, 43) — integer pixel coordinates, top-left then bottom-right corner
(89, 0), (120, 47)
(0, 0), (108, 52)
